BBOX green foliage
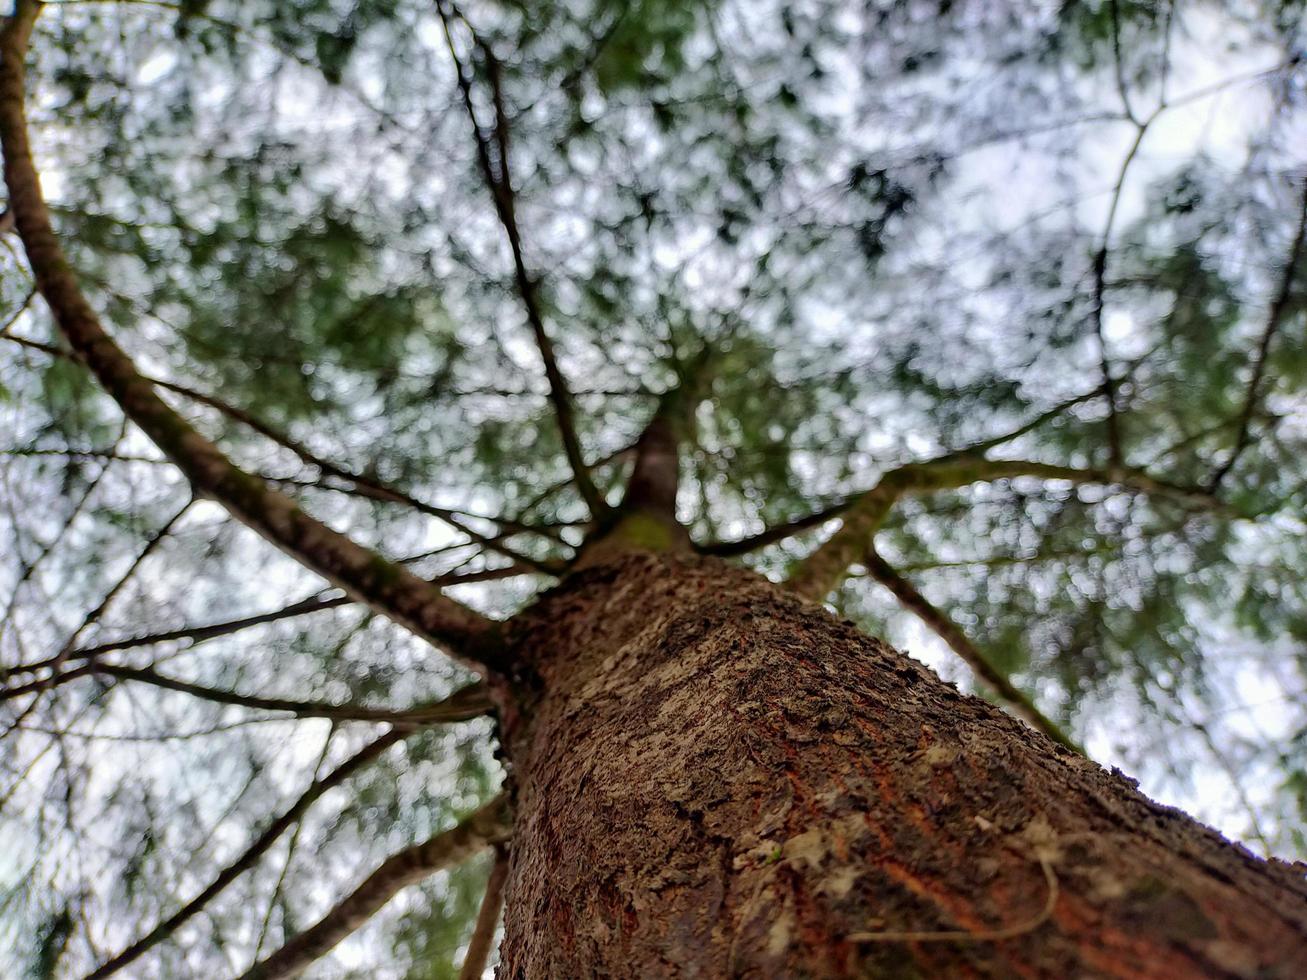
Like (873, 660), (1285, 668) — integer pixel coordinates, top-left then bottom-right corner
(28, 906), (73, 980)
(394, 853), (496, 980)
(35, 355), (119, 446)
(3, 0), (1307, 975)
(587, 0), (713, 94)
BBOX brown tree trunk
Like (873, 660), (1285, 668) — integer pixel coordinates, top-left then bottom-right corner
(495, 552), (1307, 978)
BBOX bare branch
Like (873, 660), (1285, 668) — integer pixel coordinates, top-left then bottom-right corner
(1207, 181), (1307, 490)
(861, 544), (1081, 753)
(84, 729), (411, 979)
(1189, 720), (1272, 857)
(88, 666), (493, 727)
(437, 1), (607, 521)
(787, 457), (1217, 600)
(787, 479), (901, 601)
(700, 386), (1114, 559)
(514, 440), (637, 521)
(239, 795), (511, 980)
(0, 422), (122, 646)
(0, 5), (501, 671)
(1089, 119), (1149, 467)
(1, 446), (169, 465)
(3, 332), (565, 573)
(696, 494), (861, 558)
(931, 387), (1106, 463)
(3, 558), (523, 696)
(151, 375), (565, 571)
(458, 845), (510, 980)
(2, 592), (350, 683)
(1108, 0), (1142, 126)
(2, 500), (192, 732)
(269, 475), (567, 570)
(253, 733), (334, 960)
(0, 284), (34, 336)
(57, 501), (193, 656)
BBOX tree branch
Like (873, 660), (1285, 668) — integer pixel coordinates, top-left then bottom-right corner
(239, 795), (511, 980)
(56, 500), (192, 656)
(787, 457), (1217, 600)
(930, 386), (1107, 463)
(861, 545), (1081, 753)
(269, 475), (568, 569)
(458, 844), (510, 980)
(3, 331), (565, 572)
(0, 3), (501, 672)
(80, 664), (493, 727)
(700, 386), (1108, 559)
(787, 479), (902, 601)
(1207, 180), (1307, 490)
(696, 494), (861, 558)
(3, 560), (523, 692)
(85, 728), (411, 979)
(2, 500), (192, 732)
(0, 426), (121, 647)
(150, 375), (565, 570)
(513, 440), (637, 522)
(2, 591), (351, 683)
(437, 1), (607, 521)
(1108, 0), (1142, 126)
(0, 284), (35, 336)
(1089, 116), (1151, 467)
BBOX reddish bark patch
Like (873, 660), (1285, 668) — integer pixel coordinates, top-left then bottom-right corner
(496, 553), (1307, 978)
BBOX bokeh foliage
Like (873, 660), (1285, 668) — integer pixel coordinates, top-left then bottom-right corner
(3, 0), (1307, 975)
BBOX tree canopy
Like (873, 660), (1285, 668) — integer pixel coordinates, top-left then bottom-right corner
(2, 0), (1306, 976)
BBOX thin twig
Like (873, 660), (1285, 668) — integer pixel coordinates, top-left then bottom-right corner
(86, 666), (493, 727)
(437, 0), (607, 521)
(862, 545), (1081, 753)
(239, 795), (511, 980)
(0, 422), (123, 647)
(1207, 181), (1307, 490)
(2, 500), (192, 734)
(1089, 119), (1149, 466)
(0, 285), (35, 336)
(697, 495), (861, 558)
(253, 730), (335, 959)
(83, 728), (410, 979)
(2, 591), (350, 682)
(1109, 0), (1142, 126)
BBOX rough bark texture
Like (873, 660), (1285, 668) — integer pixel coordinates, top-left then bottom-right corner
(496, 552), (1307, 978)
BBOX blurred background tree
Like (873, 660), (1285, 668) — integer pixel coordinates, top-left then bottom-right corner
(2, 0), (1306, 975)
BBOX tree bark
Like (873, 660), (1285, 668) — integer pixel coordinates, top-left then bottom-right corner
(495, 552), (1307, 978)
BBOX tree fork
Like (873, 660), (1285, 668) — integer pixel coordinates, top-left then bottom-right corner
(788, 458), (1217, 601)
(495, 551), (1307, 977)
(573, 362), (708, 565)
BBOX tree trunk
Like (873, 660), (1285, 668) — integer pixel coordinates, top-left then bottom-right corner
(494, 552), (1307, 978)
